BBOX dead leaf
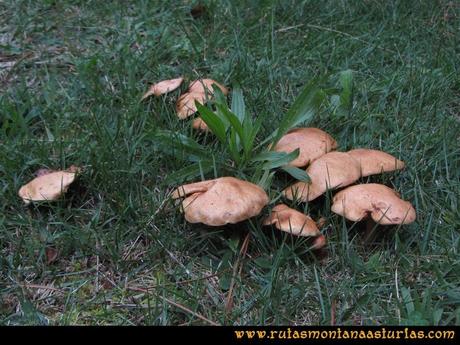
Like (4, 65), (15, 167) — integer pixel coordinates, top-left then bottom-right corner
(18, 167), (81, 204)
(142, 77), (183, 100)
(45, 247), (58, 264)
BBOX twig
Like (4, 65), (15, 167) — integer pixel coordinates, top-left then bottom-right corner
(22, 284), (63, 293)
(125, 286), (220, 326)
(159, 295), (220, 326)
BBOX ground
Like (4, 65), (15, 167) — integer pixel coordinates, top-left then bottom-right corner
(1, 0), (459, 325)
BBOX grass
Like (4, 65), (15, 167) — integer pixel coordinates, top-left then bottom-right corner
(1, 0), (459, 325)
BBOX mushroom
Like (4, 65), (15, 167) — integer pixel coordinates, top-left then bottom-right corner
(192, 118), (209, 132)
(176, 78), (228, 119)
(283, 152), (361, 202)
(272, 128), (337, 167)
(18, 166), (80, 204)
(331, 183), (416, 225)
(176, 92), (207, 119)
(347, 148), (405, 177)
(141, 77), (183, 100)
(188, 79), (228, 96)
(263, 204), (320, 237)
(172, 177), (269, 226)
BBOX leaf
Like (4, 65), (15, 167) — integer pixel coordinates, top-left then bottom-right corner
(216, 104), (245, 152)
(401, 287), (415, 315)
(154, 130), (209, 162)
(231, 85), (246, 122)
(45, 247), (58, 265)
(269, 77), (324, 146)
(165, 161), (214, 184)
(196, 103), (227, 144)
(252, 151), (291, 162)
(261, 149), (299, 169)
(339, 69), (353, 112)
(280, 165), (311, 183)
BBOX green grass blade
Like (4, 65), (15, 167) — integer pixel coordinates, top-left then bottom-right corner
(280, 165), (311, 183)
(231, 85), (246, 122)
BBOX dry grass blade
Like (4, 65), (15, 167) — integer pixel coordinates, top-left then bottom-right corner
(225, 232), (250, 314)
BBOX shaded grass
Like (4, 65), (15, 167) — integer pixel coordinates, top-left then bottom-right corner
(1, 0), (459, 325)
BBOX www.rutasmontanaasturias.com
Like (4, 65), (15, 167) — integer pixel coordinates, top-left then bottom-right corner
(234, 327), (456, 340)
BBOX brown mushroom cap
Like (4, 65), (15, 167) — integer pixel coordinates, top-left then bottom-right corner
(188, 79), (228, 96)
(142, 77), (184, 100)
(272, 128), (337, 167)
(331, 183), (416, 225)
(176, 92), (207, 119)
(347, 149), (405, 177)
(283, 152), (361, 202)
(263, 204), (320, 237)
(172, 177), (269, 226)
(311, 234), (327, 250)
(18, 168), (80, 204)
(192, 117), (209, 132)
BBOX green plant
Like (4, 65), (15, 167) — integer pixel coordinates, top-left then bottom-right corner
(154, 78), (326, 188)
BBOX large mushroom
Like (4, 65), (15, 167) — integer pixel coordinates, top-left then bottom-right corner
(272, 128), (337, 167)
(18, 166), (80, 204)
(263, 204), (326, 249)
(331, 183), (416, 225)
(172, 177), (269, 226)
(347, 149), (405, 177)
(283, 152), (361, 202)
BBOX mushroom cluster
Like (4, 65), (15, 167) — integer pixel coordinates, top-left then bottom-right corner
(141, 76), (228, 132)
(140, 77), (415, 250)
(171, 121), (415, 250)
(278, 132), (415, 231)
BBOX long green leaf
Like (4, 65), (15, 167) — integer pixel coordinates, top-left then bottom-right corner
(270, 78), (324, 146)
(196, 102), (227, 144)
(165, 161), (213, 184)
(231, 85), (246, 122)
(339, 69), (353, 114)
(280, 165), (311, 183)
(154, 130), (209, 162)
(261, 149), (299, 169)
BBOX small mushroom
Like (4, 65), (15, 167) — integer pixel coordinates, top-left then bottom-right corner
(176, 78), (228, 119)
(272, 128), (337, 167)
(172, 177), (269, 226)
(283, 152), (361, 202)
(347, 148), (405, 177)
(192, 117), (209, 132)
(188, 79), (228, 96)
(331, 183), (416, 225)
(18, 166), (81, 204)
(141, 77), (183, 100)
(311, 234), (327, 250)
(176, 92), (207, 119)
(263, 204), (320, 237)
